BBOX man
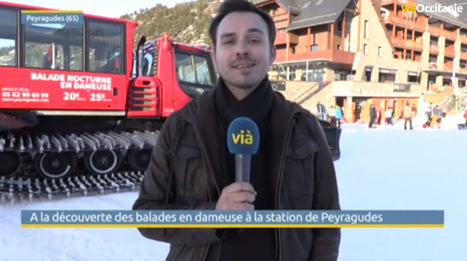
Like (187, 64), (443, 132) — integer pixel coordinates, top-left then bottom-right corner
(369, 104), (376, 128)
(403, 102), (413, 130)
(132, 1), (341, 260)
(385, 107), (393, 126)
(334, 105), (343, 127)
(425, 102), (433, 120)
(328, 105), (336, 126)
(316, 101), (327, 120)
(430, 105), (442, 129)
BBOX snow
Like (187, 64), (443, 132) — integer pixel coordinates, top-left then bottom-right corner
(1, 114), (466, 261)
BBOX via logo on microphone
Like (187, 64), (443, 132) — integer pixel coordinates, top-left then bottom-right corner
(227, 117), (260, 155)
(232, 130), (253, 145)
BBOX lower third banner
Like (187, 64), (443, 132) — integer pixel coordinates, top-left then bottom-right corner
(20, 210), (444, 228)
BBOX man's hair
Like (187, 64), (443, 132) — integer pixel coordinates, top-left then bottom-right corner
(208, 0), (276, 48)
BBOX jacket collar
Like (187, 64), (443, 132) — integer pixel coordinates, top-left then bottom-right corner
(214, 76), (274, 123)
(178, 78), (302, 198)
(179, 78), (302, 126)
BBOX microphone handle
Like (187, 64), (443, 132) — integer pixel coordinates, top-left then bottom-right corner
(235, 154), (251, 183)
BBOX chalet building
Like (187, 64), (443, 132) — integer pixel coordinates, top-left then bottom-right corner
(252, 0), (467, 123)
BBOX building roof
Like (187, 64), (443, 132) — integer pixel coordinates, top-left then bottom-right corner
(253, 0), (467, 31)
(287, 0), (353, 31)
(414, 0), (467, 29)
(277, 0), (301, 13)
(249, 0), (300, 13)
(251, 0), (353, 30)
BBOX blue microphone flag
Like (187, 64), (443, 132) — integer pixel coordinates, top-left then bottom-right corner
(227, 117), (260, 155)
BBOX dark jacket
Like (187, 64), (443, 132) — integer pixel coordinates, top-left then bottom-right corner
(370, 106), (376, 119)
(133, 84), (341, 261)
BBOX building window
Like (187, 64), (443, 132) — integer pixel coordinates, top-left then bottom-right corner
(363, 44), (368, 55)
(337, 44), (341, 50)
(460, 60), (467, 68)
(406, 12), (413, 20)
(378, 68), (396, 83)
(378, 46), (382, 57)
(408, 72), (419, 83)
(311, 44), (318, 51)
(365, 67), (372, 82)
(406, 51), (411, 60)
(0, 7), (17, 66)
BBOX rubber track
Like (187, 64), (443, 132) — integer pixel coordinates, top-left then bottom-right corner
(0, 171), (145, 205)
(0, 130), (159, 205)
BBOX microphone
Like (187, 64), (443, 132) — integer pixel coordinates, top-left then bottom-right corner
(227, 117), (260, 183)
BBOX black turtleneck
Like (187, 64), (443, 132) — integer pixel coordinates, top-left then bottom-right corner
(214, 77), (276, 261)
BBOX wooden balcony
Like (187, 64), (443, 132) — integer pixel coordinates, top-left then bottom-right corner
(444, 61), (454, 71)
(391, 37), (423, 50)
(275, 21), (289, 30)
(426, 26), (457, 40)
(384, 14), (425, 32)
(275, 31), (287, 45)
(444, 46), (455, 57)
(428, 25), (442, 36)
(384, 14), (404, 26)
(274, 31), (298, 46)
(414, 40), (423, 50)
(444, 30), (458, 40)
(274, 49), (355, 65)
(412, 21), (426, 32)
(272, 13), (288, 23)
(460, 34), (467, 43)
(384, 13), (460, 40)
(272, 13), (288, 29)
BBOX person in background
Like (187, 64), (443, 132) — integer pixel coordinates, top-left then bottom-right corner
(132, 1), (341, 260)
(369, 104), (376, 128)
(431, 105), (442, 128)
(403, 102), (413, 130)
(411, 104), (417, 118)
(328, 105), (336, 126)
(317, 101), (327, 121)
(335, 105), (343, 127)
(375, 106), (381, 125)
(385, 107), (393, 126)
(441, 106), (448, 118)
(425, 102), (433, 121)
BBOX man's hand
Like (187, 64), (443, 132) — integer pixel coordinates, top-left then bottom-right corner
(215, 182), (256, 210)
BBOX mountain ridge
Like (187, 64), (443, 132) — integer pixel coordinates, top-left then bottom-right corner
(120, 0), (222, 46)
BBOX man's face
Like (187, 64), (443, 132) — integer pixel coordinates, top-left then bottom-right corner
(213, 12), (275, 91)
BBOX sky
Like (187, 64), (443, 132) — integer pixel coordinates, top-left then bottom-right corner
(1, 113), (467, 261)
(6, 0), (197, 18)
